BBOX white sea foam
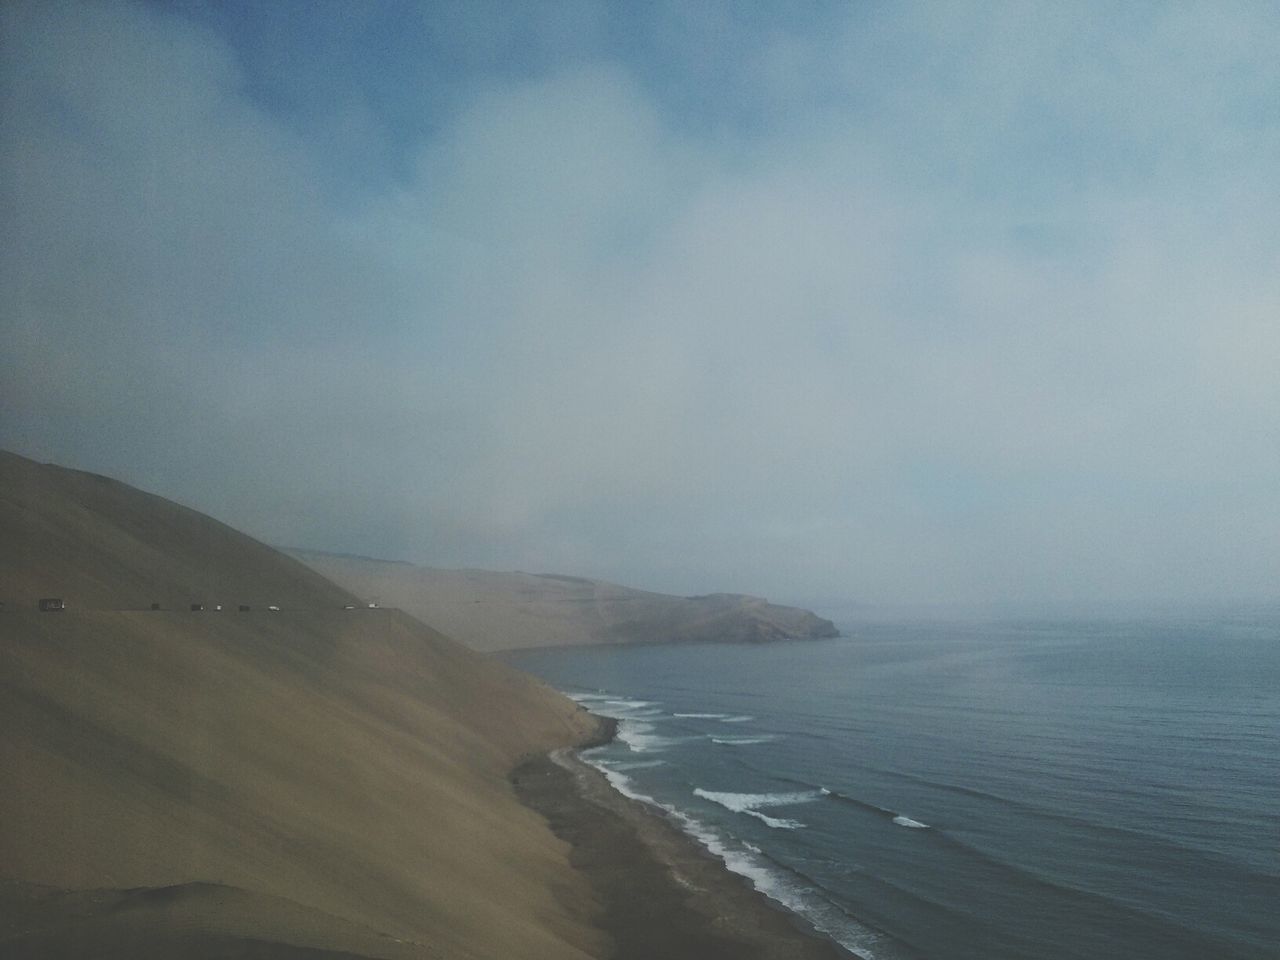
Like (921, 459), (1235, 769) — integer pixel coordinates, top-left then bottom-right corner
(587, 763), (648, 804)
(753, 813), (802, 829)
(673, 712), (732, 719)
(694, 788), (825, 809)
(583, 757), (884, 959)
(694, 788), (826, 829)
(711, 735), (779, 746)
(609, 699), (658, 710)
(608, 759), (667, 770)
(892, 815), (929, 829)
(588, 698), (665, 721)
(567, 692), (664, 718)
(616, 719), (676, 753)
(720, 715), (755, 723)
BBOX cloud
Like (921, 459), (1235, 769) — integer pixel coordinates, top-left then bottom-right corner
(3, 1), (1279, 608)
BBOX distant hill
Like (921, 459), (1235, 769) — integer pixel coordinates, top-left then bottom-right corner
(0, 451), (605, 960)
(288, 549), (840, 652)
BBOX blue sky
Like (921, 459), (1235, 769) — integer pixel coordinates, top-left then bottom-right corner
(4, 1), (1279, 609)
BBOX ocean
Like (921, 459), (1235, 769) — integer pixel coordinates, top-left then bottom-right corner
(506, 615), (1280, 960)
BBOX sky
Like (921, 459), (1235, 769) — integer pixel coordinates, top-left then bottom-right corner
(3, 1), (1279, 610)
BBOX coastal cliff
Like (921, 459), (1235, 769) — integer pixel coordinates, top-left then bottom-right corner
(288, 551), (839, 652)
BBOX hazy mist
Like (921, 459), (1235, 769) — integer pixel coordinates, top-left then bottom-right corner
(4, 1), (1278, 609)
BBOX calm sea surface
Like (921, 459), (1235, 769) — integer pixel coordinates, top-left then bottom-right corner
(507, 616), (1280, 960)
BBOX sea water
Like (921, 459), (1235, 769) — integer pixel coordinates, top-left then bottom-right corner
(506, 615), (1280, 960)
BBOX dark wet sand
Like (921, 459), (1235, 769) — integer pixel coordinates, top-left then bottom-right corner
(512, 746), (852, 960)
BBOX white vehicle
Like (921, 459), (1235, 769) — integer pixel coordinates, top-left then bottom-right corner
(267, 605), (280, 612)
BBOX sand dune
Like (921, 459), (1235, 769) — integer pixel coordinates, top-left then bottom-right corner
(2, 451), (850, 960)
(1, 451), (604, 959)
(289, 551), (838, 653)
(0, 451), (350, 613)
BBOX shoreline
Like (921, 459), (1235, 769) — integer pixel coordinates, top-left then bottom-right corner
(512, 719), (852, 960)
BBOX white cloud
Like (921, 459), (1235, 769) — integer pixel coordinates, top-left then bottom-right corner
(3, 0), (1279, 607)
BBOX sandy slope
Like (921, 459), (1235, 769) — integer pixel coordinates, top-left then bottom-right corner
(0, 451), (347, 613)
(0, 451), (604, 959)
(289, 552), (838, 653)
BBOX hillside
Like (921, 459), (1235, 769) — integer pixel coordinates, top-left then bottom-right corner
(0, 451), (350, 612)
(0, 451), (605, 959)
(288, 550), (839, 653)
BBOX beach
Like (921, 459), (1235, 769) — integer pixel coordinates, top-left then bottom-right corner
(513, 733), (850, 960)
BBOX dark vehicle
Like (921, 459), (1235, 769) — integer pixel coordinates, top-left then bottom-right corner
(151, 602), (161, 610)
(238, 604), (251, 612)
(38, 598), (65, 612)
(190, 603), (204, 611)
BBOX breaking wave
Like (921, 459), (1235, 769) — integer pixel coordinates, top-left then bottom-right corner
(583, 757), (888, 958)
(825, 790), (928, 829)
(616, 719), (675, 753)
(770, 777), (931, 831)
(693, 788), (827, 829)
(607, 759), (667, 771)
(892, 815), (929, 829)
